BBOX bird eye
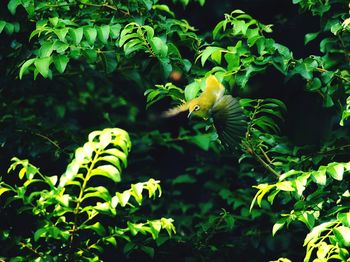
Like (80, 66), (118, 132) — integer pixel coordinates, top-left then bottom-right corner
(194, 105), (200, 111)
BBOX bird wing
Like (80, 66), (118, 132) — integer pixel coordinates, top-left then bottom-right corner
(211, 95), (247, 150)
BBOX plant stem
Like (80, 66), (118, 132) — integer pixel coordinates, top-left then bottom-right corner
(19, 242), (42, 257)
(69, 148), (100, 248)
(250, 146), (280, 177)
(316, 67), (350, 83)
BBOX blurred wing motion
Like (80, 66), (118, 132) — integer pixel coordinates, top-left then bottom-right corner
(161, 103), (188, 118)
(211, 95), (247, 149)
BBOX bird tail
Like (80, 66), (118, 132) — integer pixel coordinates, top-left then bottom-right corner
(161, 103), (189, 118)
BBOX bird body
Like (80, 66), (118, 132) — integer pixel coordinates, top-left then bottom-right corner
(188, 75), (225, 119)
(163, 75), (246, 149)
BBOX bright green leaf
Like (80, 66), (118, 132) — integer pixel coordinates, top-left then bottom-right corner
(34, 57), (52, 78)
(54, 55), (69, 73)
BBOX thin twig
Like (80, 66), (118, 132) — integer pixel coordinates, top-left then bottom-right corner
(316, 67), (350, 83)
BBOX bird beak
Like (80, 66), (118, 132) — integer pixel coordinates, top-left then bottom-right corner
(187, 111), (193, 118)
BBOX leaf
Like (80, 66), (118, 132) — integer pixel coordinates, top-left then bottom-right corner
(81, 222), (106, 236)
(333, 226), (350, 247)
(34, 227), (47, 241)
(149, 220), (162, 239)
(69, 27), (83, 45)
(110, 24), (121, 39)
(19, 58), (36, 79)
(327, 163), (344, 181)
(0, 21), (6, 34)
(338, 213), (350, 227)
(105, 236), (117, 247)
(97, 25), (110, 44)
(149, 37), (168, 57)
(199, 46), (222, 66)
(131, 183), (144, 204)
(304, 32), (320, 45)
(84, 27), (97, 44)
(188, 134), (212, 151)
(53, 41), (69, 53)
(184, 82), (201, 101)
(91, 165), (121, 183)
(34, 57), (52, 78)
(49, 17), (59, 27)
(172, 175), (196, 185)
(8, 0), (21, 15)
(54, 55), (69, 73)
(55, 194), (70, 207)
(54, 28), (69, 41)
(276, 181), (295, 192)
(312, 170), (327, 185)
(0, 187), (10, 197)
(39, 42), (54, 57)
(272, 218), (287, 236)
(140, 246), (155, 258)
(116, 191), (131, 207)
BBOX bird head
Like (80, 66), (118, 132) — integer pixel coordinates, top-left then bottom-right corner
(188, 98), (210, 119)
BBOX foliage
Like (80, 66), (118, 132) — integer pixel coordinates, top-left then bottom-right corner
(0, 128), (175, 260)
(1, 0), (350, 261)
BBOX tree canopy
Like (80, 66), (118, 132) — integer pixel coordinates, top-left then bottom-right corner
(1, 0), (350, 261)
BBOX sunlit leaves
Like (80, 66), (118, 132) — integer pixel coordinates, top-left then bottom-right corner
(1, 128), (175, 260)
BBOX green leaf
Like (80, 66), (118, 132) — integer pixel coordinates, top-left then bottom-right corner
(272, 218), (287, 236)
(8, 0), (21, 15)
(152, 4), (175, 16)
(49, 17), (59, 27)
(53, 41), (69, 53)
(333, 226), (350, 247)
(34, 57), (52, 78)
(188, 134), (212, 151)
(34, 227), (47, 241)
(131, 183), (144, 204)
(116, 191), (131, 207)
(0, 21), (6, 34)
(91, 165), (121, 183)
(199, 46), (222, 66)
(110, 24), (121, 39)
(338, 213), (350, 227)
(305, 32), (320, 44)
(54, 28), (69, 42)
(81, 222), (106, 236)
(19, 58), (36, 79)
(149, 220), (162, 239)
(105, 236), (117, 247)
(184, 82), (201, 101)
(149, 37), (168, 57)
(97, 25), (110, 44)
(84, 27), (97, 44)
(54, 55), (69, 74)
(140, 246), (155, 258)
(327, 163), (344, 181)
(69, 27), (84, 45)
(172, 175), (196, 185)
(39, 42), (54, 57)
(312, 170), (327, 185)
(55, 194), (70, 207)
(5, 23), (14, 34)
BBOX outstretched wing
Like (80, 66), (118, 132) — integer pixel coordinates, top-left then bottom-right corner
(211, 95), (247, 150)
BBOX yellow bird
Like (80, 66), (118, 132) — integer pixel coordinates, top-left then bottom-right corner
(163, 75), (246, 149)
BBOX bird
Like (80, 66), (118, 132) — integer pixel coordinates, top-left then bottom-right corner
(163, 75), (247, 149)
